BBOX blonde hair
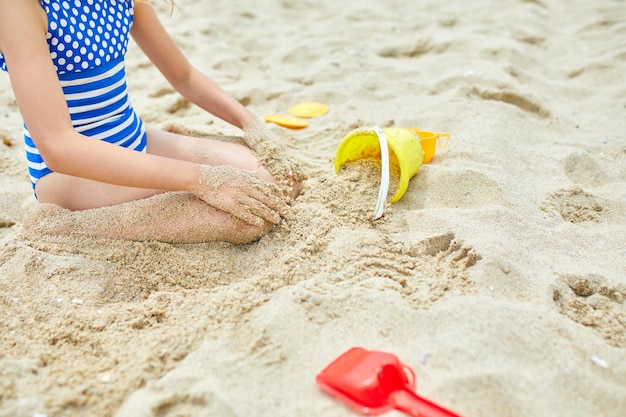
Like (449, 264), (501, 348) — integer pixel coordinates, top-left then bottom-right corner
(164, 0), (177, 15)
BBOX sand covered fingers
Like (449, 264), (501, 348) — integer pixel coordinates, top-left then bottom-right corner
(235, 192), (282, 225)
(243, 119), (307, 188)
(196, 165), (286, 226)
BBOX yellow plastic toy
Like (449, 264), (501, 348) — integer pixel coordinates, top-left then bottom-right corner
(264, 114), (308, 129)
(335, 127), (451, 211)
(405, 129), (450, 163)
(335, 127), (425, 204)
(288, 102), (329, 118)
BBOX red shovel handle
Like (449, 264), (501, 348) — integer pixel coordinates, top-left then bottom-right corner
(388, 389), (464, 417)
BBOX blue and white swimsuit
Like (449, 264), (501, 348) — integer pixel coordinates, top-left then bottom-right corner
(0, 0), (147, 190)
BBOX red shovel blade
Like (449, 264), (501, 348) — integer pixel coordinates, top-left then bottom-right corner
(316, 347), (464, 417)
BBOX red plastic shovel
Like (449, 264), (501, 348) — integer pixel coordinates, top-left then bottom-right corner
(316, 347), (464, 417)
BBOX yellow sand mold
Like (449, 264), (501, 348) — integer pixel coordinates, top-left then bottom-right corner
(288, 102), (329, 118)
(335, 127), (425, 203)
(405, 128), (450, 163)
(264, 114), (308, 129)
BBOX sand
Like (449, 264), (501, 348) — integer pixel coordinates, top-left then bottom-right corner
(1, 0), (625, 416)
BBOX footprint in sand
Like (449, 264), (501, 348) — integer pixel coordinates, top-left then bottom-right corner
(541, 186), (605, 224)
(467, 86), (551, 118)
(541, 185), (626, 224)
(562, 148), (626, 188)
(294, 232), (481, 326)
(563, 152), (608, 188)
(553, 273), (626, 348)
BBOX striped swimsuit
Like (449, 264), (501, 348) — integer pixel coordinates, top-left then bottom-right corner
(0, 0), (146, 191)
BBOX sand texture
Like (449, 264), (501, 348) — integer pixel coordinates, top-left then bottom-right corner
(1, 0), (625, 416)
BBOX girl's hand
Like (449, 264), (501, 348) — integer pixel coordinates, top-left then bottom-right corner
(243, 119), (307, 188)
(194, 165), (286, 226)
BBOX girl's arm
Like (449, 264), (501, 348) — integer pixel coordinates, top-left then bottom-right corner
(130, 1), (259, 130)
(0, 0), (200, 192)
(130, 2), (306, 186)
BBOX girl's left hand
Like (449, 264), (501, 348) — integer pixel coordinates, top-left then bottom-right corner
(243, 120), (307, 188)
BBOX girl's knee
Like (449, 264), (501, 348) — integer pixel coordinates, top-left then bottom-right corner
(228, 221), (273, 244)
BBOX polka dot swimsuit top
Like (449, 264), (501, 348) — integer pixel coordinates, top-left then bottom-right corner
(0, 0), (134, 74)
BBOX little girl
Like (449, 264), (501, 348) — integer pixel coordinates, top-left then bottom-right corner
(0, 0), (303, 243)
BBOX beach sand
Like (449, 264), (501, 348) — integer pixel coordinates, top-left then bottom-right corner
(1, 0), (625, 416)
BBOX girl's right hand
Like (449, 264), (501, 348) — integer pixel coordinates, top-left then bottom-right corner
(193, 165), (286, 226)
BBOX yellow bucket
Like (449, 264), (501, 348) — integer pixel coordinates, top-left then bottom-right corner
(334, 127), (424, 203)
(406, 129), (450, 164)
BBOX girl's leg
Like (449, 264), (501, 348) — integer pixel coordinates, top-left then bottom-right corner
(26, 127), (297, 243)
(23, 192), (272, 244)
(145, 126), (300, 198)
(34, 173), (163, 211)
